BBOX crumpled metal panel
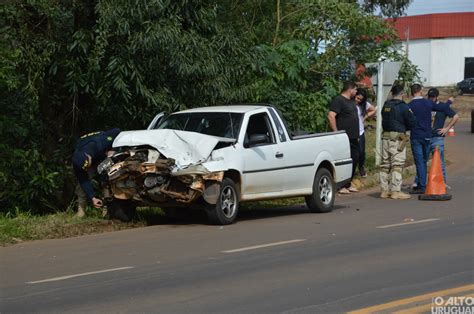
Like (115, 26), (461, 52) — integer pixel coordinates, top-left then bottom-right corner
(113, 129), (232, 168)
(106, 145), (228, 206)
(202, 171), (224, 182)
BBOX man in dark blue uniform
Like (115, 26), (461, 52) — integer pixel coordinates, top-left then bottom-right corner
(427, 88), (459, 186)
(72, 128), (121, 217)
(408, 84), (454, 194)
(379, 85), (417, 199)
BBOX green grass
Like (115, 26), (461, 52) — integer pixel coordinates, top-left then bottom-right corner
(0, 208), (146, 246)
(242, 197), (304, 210)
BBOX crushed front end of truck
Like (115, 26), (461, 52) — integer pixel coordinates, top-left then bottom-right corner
(98, 129), (232, 211)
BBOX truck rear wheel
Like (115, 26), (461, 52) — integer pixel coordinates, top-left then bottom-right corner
(108, 200), (137, 222)
(305, 168), (335, 213)
(206, 178), (239, 225)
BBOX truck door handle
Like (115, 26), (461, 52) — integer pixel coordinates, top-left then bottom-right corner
(275, 152), (284, 158)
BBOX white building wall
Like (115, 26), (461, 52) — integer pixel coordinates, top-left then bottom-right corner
(403, 39), (431, 84)
(402, 37), (474, 86)
(430, 38), (474, 86)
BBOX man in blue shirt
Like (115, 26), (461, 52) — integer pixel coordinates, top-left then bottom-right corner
(427, 88), (459, 186)
(72, 128), (121, 217)
(408, 84), (454, 194)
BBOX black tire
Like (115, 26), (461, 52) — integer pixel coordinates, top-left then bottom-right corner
(471, 109), (474, 133)
(108, 200), (137, 222)
(206, 178), (239, 225)
(305, 168), (335, 213)
(162, 207), (188, 220)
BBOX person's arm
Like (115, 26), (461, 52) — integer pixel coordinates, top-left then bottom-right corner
(403, 105), (417, 130)
(437, 113), (459, 136)
(432, 101), (450, 112)
(327, 111), (338, 132)
(365, 102), (376, 119)
(75, 168), (103, 208)
(327, 97), (341, 132)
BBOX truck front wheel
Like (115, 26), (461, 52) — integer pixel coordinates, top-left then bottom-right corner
(206, 178), (239, 225)
(305, 168), (335, 213)
(107, 200), (137, 222)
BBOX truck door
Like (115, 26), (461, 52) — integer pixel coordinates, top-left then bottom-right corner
(267, 107), (316, 193)
(241, 112), (285, 195)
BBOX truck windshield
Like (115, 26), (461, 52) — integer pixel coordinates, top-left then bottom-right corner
(156, 112), (243, 139)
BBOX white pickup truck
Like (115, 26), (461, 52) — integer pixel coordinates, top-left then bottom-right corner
(99, 105), (352, 224)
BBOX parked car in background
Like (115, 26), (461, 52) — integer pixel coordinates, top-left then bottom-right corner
(99, 105), (353, 225)
(457, 78), (474, 95)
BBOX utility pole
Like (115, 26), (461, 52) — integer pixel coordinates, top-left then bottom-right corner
(375, 62), (384, 166)
(367, 61), (402, 166)
(405, 26), (410, 56)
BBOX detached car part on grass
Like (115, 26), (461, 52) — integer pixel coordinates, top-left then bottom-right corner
(98, 129), (238, 224)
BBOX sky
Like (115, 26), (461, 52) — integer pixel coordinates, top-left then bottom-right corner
(404, 0), (474, 16)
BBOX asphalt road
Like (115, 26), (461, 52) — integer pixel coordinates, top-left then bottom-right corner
(1, 122), (473, 313)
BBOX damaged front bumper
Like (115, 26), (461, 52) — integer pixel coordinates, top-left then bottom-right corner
(99, 147), (224, 207)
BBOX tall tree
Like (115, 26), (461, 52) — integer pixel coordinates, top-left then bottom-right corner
(0, 0), (258, 213)
(359, 0), (413, 17)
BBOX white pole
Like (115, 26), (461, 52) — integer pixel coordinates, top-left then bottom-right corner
(375, 62), (384, 166)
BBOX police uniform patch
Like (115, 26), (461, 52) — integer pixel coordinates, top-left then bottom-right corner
(80, 131), (100, 139)
(82, 158), (90, 170)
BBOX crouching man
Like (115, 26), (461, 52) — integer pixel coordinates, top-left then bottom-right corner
(72, 128), (121, 217)
(380, 85), (416, 199)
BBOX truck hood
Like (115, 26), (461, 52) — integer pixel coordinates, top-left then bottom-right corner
(113, 129), (234, 168)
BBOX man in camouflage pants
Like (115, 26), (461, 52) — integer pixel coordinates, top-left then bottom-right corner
(380, 85), (417, 199)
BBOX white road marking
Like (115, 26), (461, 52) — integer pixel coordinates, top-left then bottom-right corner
(376, 218), (441, 229)
(222, 239), (306, 253)
(26, 266), (135, 284)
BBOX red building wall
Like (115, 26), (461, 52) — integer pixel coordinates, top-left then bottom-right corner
(388, 12), (474, 40)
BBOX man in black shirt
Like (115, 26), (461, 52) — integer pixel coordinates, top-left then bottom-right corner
(328, 81), (359, 194)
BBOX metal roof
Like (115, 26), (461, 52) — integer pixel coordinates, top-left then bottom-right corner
(388, 12), (474, 40)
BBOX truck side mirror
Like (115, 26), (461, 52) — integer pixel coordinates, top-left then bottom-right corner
(248, 134), (269, 146)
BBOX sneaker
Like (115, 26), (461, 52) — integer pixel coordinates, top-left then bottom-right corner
(380, 191), (391, 199)
(390, 191), (411, 200)
(338, 188), (351, 194)
(359, 169), (367, 178)
(348, 186), (359, 193)
(76, 207), (86, 218)
(411, 182), (418, 189)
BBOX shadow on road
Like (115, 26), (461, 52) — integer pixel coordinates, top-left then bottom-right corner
(136, 204), (349, 226)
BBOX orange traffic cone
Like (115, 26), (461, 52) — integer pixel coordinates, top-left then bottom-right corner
(447, 128), (455, 136)
(419, 146), (452, 201)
